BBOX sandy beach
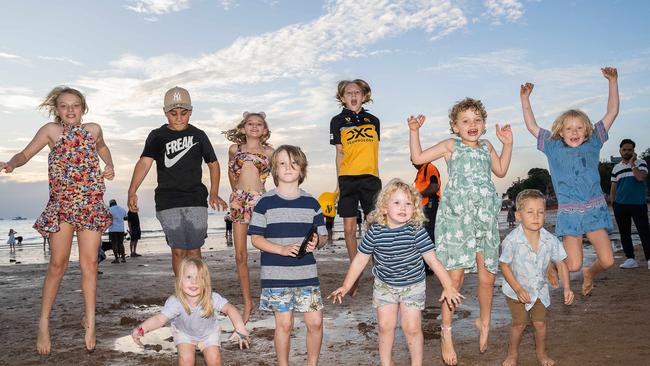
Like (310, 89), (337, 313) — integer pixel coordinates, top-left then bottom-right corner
(1, 222), (649, 366)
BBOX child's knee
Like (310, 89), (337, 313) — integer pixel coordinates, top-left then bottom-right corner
(531, 321), (546, 330)
(305, 316), (323, 332)
(234, 249), (248, 264)
(178, 350), (195, 365)
(378, 318), (396, 334)
(566, 259), (582, 272)
(600, 256), (614, 270)
(275, 316), (294, 333)
(401, 321), (422, 338)
(511, 322), (527, 332)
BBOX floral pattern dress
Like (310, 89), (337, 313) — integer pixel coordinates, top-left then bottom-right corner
(33, 124), (112, 236)
(435, 140), (501, 274)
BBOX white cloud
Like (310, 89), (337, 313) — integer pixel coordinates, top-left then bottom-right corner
(0, 52), (21, 60)
(80, 0), (468, 120)
(126, 0), (191, 15)
(37, 56), (83, 66)
(425, 48), (530, 76)
(483, 0), (524, 24)
(219, 0), (238, 10)
(0, 87), (40, 110)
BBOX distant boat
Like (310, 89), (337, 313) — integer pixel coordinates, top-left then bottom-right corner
(12, 216), (27, 220)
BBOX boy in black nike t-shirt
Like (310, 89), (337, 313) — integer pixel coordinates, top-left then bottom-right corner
(127, 86), (228, 276)
(329, 79), (381, 296)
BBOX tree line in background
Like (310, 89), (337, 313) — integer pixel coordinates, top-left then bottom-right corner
(503, 148), (650, 205)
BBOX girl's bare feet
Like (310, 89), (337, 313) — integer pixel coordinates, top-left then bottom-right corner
(536, 352), (555, 366)
(474, 318), (490, 353)
(502, 354), (518, 366)
(81, 317), (96, 352)
(440, 325), (457, 365)
(36, 319), (51, 355)
(581, 267), (594, 296)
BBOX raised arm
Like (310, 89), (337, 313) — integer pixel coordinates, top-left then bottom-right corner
(488, 124), (513, 178)
(600, 67), (619, 131)
(520, 83), (540, 138)
(0, 123), (55, 173)
(127, 157), (154, 212)
(408, 114), (454, 164)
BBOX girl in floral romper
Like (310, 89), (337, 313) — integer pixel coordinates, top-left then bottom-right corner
(0, 86), (114, 355)
(408, 98), (513, 365)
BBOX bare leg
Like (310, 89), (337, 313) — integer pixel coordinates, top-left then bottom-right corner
(233, 222), (254, 323)
(532, 321), (554, 366)
(37, 223), (74, 355)
(400, 304), (424, 366)
(562, 235), (584, 273)
(304, 311), (323, 366)
(77, 229), (101, 352)
(475, 253), (496, 353)
(440, 269), (464, 365)
(582, 229), (614, 295)
(343, 217), (361, 296)
(177, 343), (197, 366)
(274, 311), (294, 366)
(502, 323), (526, 366)
(171, 248), (201, 277)
(202, 345), (223, 366)
(377, 304), (398, 366)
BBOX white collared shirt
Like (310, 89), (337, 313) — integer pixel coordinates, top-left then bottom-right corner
(499, 225), (567, 310)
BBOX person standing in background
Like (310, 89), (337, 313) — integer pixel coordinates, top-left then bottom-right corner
(127, 210), (142, 257)
(108, 199), (127, 263)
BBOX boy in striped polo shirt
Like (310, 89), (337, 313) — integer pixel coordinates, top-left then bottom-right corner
(249, 145), (327, 366)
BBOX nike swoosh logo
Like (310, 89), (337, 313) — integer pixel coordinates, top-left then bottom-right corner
(164, 142), (198, 168)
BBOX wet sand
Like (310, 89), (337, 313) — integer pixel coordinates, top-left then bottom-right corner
(0, 230), (649, 365)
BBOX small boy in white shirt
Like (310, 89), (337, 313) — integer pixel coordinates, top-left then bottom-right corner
(500, 189), (575, 366)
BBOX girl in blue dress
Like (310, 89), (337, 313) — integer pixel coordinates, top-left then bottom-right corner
(520, 67), (619, 297)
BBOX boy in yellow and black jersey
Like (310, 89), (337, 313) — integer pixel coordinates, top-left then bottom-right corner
(329, 79), (381, 296)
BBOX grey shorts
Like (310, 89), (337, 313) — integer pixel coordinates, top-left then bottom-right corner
(156, 207), (208, 250)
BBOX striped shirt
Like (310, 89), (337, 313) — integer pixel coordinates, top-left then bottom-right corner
(611, 159), (648, 205)
(359, 224), (435, 287)
(248, 189), (326, 288)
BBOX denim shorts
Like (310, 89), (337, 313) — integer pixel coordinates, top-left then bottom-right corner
(372, 278), (426, 310)
(259, 286), (323, 313)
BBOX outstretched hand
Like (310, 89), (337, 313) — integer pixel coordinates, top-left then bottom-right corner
(439, 287), (464, 311)
(131, 326), (145, 347)
(520, 82), (534, 98)
(407, 115), (426, 131)
(228, 328), (251, 350)
(495, 123), (513, 145)
(601, 67), (618, 81)
(327, 286), (349, 304)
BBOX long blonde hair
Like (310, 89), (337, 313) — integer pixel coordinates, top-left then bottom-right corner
(39, 86), (89, 125)
(550, 109), (593, 140)
(222, 111), (271, 146)
(366, 178), (426, 228)
(175, 257), (214, 318)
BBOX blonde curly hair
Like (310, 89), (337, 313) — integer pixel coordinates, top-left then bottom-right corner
(550, 109), (593, 141)
(366, 178), (427, 228)
(222, 111), (271, 145)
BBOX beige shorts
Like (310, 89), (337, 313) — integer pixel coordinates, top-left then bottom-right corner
(372, 278), (426, 310)
(506, 297), (546, 324)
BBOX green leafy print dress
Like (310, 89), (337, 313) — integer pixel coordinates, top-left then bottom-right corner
(435, 140), (501, 274)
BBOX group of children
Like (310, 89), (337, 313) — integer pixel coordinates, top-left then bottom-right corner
(0, 66), (620, 366)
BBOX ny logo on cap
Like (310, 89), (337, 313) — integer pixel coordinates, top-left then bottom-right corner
(173, 91), (182, 102)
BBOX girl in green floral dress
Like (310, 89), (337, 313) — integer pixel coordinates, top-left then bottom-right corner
(408, 98), (513, 366)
